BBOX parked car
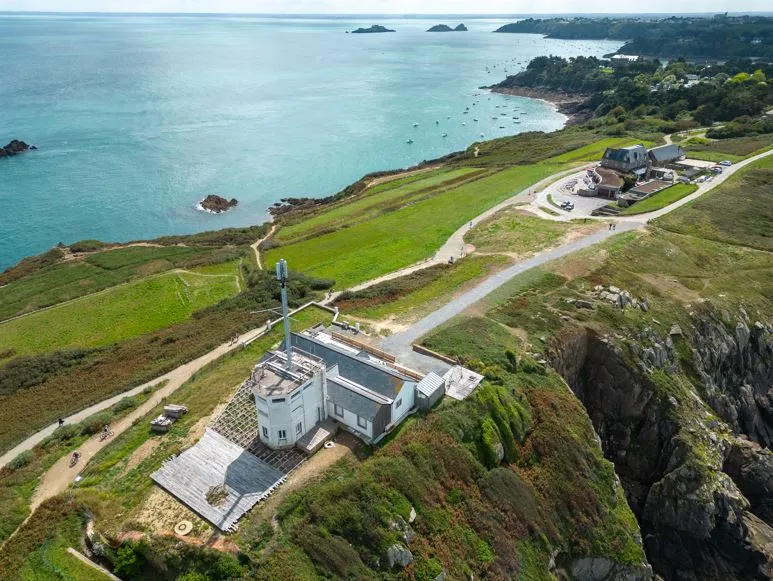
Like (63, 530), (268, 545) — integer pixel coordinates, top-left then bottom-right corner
(677, 176), (691, 184)
(719, 160), (732, 167)
(560, 200), (575, 211)
(711, 166), (723, 174)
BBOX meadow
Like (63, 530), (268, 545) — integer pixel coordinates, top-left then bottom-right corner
(0, 270), (240, 357)
(655, 155), (773, 252)
(265, 163), (564, 288)
(619, 183), (699, 215)
(682, 134), (773, 163)
(0, 245), (245, 322)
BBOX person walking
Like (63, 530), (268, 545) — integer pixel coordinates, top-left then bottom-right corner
(58, 418), (64, 428)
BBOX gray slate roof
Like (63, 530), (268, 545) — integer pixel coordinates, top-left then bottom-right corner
(292, 333), (410, 399)
(327, 377), (386, 420)
(603, 144), (648, 163)
(417, 372), (445, 397)
(648, 144), (685, 162)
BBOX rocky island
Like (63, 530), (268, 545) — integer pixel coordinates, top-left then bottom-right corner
(427, 24), (467, 32)
(0, 140), (36, 158)
(198, 194), (238, 214)
(350, 25), (395, 34)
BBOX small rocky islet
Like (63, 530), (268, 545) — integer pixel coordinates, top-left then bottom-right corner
(0, 140), (36, 158)
(427, 24), (468, 32)
(349, 25), (395, 34)
(198, 194), (238, 214)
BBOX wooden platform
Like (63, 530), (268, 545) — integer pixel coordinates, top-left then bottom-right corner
(444, 366), (484, 401)
(296, 418), (338, 454)
(151, 429), (290, 532)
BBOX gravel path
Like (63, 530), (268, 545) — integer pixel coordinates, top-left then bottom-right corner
(380, 221), (643, 363)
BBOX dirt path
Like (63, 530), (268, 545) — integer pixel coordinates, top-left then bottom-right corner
(252, 225), (277, 270)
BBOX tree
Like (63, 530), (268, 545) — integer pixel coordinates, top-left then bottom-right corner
(694, 103), (717, 126)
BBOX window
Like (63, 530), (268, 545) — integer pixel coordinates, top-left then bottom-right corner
(296, 422), (303, 435)
(395, 398), (402, 410)
(262, 426), (268, 438)
(357, 416), (367, 429)
(334, 404), (344, 417)
(273, 398), (286, 403)
(291, 391), (300, 400)
(278, 429), (287, 440)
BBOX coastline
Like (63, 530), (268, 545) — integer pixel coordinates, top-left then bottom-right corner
(489, 86), (592, 126)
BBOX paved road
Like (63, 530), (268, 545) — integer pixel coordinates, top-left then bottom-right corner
(381, 220), (642, 365)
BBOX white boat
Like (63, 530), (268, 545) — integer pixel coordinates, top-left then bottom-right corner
(412, 122), (419, 127)
(442, 133), (448, 137)
(406, 139), (414, 144)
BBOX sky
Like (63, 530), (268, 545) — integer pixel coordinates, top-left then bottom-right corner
(0, 0), (769, 14)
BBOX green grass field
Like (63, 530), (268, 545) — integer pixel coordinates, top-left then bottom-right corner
(266, 164), (564, 288)
(0, 245), (242, 322)
(619, 183), (699, 215)
(0, 270), (240, 357)
(340, 255), (510, 322)
(275, 167), (484, 244)
(655, 155), (773, 252)
(464, 208), (597, 254)
(684, 134), (773, 163)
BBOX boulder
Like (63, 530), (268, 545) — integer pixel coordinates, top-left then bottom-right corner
(199, 194), (238, 214)
(385, 543), (413, 568)
(0, 139), (32, 158)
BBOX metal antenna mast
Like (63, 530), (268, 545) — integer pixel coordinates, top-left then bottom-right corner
(275, 259), (293, 371)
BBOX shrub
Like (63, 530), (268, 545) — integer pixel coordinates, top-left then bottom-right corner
(7, 450), (34, 471)
(69, 239), (109, 253)
(81, 411), (115, 435)
(113, 544), (144, 577)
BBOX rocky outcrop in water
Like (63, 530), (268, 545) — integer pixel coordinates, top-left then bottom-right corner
(0, 140), (35, 158)
(548, 313), (773, 581)
(351, 25), (395, 34)
(199, 194), (238, 214)
(427, 24), (468, 32)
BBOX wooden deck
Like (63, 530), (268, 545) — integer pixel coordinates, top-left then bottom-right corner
(444, 366), (484, 401)
(151, 429), (290, 532)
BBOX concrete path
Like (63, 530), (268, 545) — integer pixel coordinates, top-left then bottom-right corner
(381, 221), (642, 362)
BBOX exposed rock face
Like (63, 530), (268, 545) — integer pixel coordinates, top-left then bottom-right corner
(199, 194), (238, 214)
(571, 557), (653, 581)
(351, 25), (395, 34)
(0, 140), (35, 158)
(549, 318), (773, 581)
(384, 543), (413, 568)
(454, 24), (468, 31)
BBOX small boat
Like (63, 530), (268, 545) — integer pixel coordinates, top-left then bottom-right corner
(463, 111), (469, 114)
(499, 126), (505, 129)
(406, 139), (414, 144)
(412, 122), (419, 127)
(480, 133), (485, 138)
(442, 133), (448, 137)
(473, 118), (479, 122)
(462, 122), (466, 126)
(435, 120), (439, 124)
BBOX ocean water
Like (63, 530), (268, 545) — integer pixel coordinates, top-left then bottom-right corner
(0, 14), (622, 269)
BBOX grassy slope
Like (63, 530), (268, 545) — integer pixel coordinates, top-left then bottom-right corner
(655, 155), (773, 252)
(683, 134), (773, 163)
(0, 270), (240, 357)
(619, 183), (699, 215)
(338, 255), (511, 322)
(265, 164), (563, 288)
(0, 246), (242, 322)
(276, 167), (483, 244)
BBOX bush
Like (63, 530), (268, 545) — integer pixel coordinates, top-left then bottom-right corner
(7, 450), (34, 471)
(69, 239), (109, 253)
(113, 544), (144, 577)
(81, 411), (115, 435)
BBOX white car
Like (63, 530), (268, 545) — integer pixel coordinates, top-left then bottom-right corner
(560, 200), (575, 211)
(719, 160), (732, 167)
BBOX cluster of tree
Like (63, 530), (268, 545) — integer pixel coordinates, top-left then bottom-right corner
(495, 56), (773, 132)
(494, 15), (773, 59)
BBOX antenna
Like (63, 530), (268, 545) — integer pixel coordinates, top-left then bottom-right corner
(275, 259), (293, 371)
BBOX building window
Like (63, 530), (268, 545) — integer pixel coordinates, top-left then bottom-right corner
(357, 416), (367, 429)
(291, 391), (300, 400)
(334, 404), (344, 417)
(278, 429), (287, 440)
(273, 398), (286, 403)
(262, 426), (268, 438)
(395, 398), (402, 410)
(296, 422), (303, 435)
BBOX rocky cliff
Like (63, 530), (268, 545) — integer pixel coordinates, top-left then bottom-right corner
(549, 310), (773, 580)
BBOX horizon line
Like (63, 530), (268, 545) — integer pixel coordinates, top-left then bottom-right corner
(1, 10), (771, 16)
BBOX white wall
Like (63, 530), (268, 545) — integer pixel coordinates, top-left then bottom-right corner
(256, 370), (325, 449)
(390, 381), (415, 426)
(328, 401), (372, 439)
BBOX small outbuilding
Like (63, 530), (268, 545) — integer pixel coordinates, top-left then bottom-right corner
(416, 372), (446, 410)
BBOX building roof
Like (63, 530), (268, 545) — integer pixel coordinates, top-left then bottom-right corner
(327, 377), (386, 420)
(417, 372), (445, 398)
(292, 332), (411, 399)
(602, 144), (648, 163)
(250, 349), (322, 398)
(648, 144), (685, 162)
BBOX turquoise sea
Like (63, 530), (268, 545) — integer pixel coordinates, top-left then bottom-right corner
(0, 14), (622, 269)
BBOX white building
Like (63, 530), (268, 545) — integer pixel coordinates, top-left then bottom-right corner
(250, 329), (444, 449)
